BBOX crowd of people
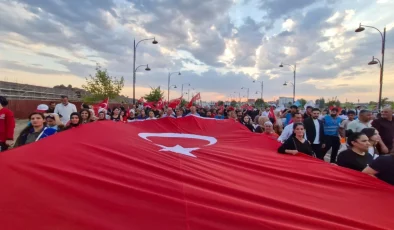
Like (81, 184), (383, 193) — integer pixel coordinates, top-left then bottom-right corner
(0, 95), (393, 185)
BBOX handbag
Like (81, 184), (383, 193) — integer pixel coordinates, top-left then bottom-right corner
(292, 137), (317, 158)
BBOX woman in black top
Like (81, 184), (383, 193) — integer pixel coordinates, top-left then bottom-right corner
(110, 107), (122, 122)
(241, 116), (254, 132)
(278, 123), (315, 157)
(337, 132), (372, 171)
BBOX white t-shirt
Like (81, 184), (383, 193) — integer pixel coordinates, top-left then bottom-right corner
(313, 119), (320, 144)
(54, 103), (77, 124)
(346, 119), (372, 133)
(146, 117), (157, 120)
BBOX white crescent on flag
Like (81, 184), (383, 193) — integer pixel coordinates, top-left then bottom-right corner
(138, 133), (217, 157)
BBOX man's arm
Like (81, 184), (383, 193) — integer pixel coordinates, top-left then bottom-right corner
(72, 104), (77, 113)
(54, 104), (59, 114)
(277, 125), (290, 142)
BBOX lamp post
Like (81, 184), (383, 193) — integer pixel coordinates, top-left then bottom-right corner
(355, 23), (386, 110)
(132, 37), (158, 104)
(279, 63), (296, 103)
(168, 85), (177, 101)
(283, 81), (295, 106)
(168, 71), (181, 102)
(241, 87), (249, 101)
(253, 80), (263, 100)
(181, 83), (190, 96)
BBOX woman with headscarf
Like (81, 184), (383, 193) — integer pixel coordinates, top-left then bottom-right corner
(254, 116), (269, 133)
(278, 123), (315, 157)
(97, 111), (107, 121)
(14, 113), (57, 147)
(262, 121), (279, 139)
(63, 112), (82, 131)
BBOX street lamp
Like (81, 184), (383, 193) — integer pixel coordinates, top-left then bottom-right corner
(241, 87), (250, 101)
(279, 62), (296, 103)
(168, 72), (181, 102)
(368, 56), (381, 66)
(253, 80), (263, 100)
(132, 37), (158, 104)
(168, 85), (177, 102)
(181, 83), (190, 96)
(355, 23), (386, 110)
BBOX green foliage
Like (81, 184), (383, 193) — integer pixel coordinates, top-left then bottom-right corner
(230, 100), (238, 107)
(343, 102), (355, 109)
(298, 98), (307, 108)
(82, 64), (124, 103)
(180, 98), (188, 107)
(144, 86), (164, 102)
(255, 98), (267, 108)
(325, 97), (341, 107)
(217, 100), (224, 106)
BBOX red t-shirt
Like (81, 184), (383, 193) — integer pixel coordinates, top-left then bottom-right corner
(0, 107), (15, 142)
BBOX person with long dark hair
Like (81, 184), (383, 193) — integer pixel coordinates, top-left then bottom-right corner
(80, 109), (92, 124)
(337, 132), (372, 171)
(278, 123), (315, 157)
(110, 108), (122, 122)
(360, 128), (388, 159)
(63, 112), (82, 130)
(14, 113), (57, 147)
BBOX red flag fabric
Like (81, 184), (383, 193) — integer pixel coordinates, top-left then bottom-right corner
(168, 96), (182, 109)
(143, 101), (154, 108)
(187, 92), (201, 108)
(1, 117), (394, 230)
(93, 98), (108, 115)
(137, 97), (144, 103)
(268, 106), (276, 124)
(156, 98), (164, 110)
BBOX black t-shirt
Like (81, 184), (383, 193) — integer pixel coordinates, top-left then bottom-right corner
(370, 155), (394, 185)
(337, 149), (373, 171)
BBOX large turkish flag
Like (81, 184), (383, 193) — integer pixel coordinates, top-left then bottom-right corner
(0, 116), (393, 230)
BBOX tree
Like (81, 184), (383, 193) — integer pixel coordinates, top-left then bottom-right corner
(180, 98), (188, 107)
(255, 98), (267, 108)
(217, 100), (224, 106)
(67, 84), (73, 89)
(325, 97), (341, 107)
(144, 86), (164, 102)
(82, 64), (124, 103)
(230, 100), (237, 107)
(298, 98), (307, 108)
(343, 102), (355, 109)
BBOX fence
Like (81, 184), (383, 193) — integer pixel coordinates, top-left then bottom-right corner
(7, 100), (125, 119)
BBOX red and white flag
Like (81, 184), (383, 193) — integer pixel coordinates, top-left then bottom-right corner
(155, 98), (164, 110)
(168, 96), (182, 109)
(1, 117), (394, 229)
(138, 97), (145, 103)
(93, 98), (109, 115)
(187, 92), (201, 108)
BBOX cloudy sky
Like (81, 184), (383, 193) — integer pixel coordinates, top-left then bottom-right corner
(0, 0), (393, 103)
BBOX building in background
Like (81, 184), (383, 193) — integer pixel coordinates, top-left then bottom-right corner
(278, 97), (293, 107)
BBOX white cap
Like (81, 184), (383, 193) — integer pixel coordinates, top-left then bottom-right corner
(36, 104), (49, 113)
